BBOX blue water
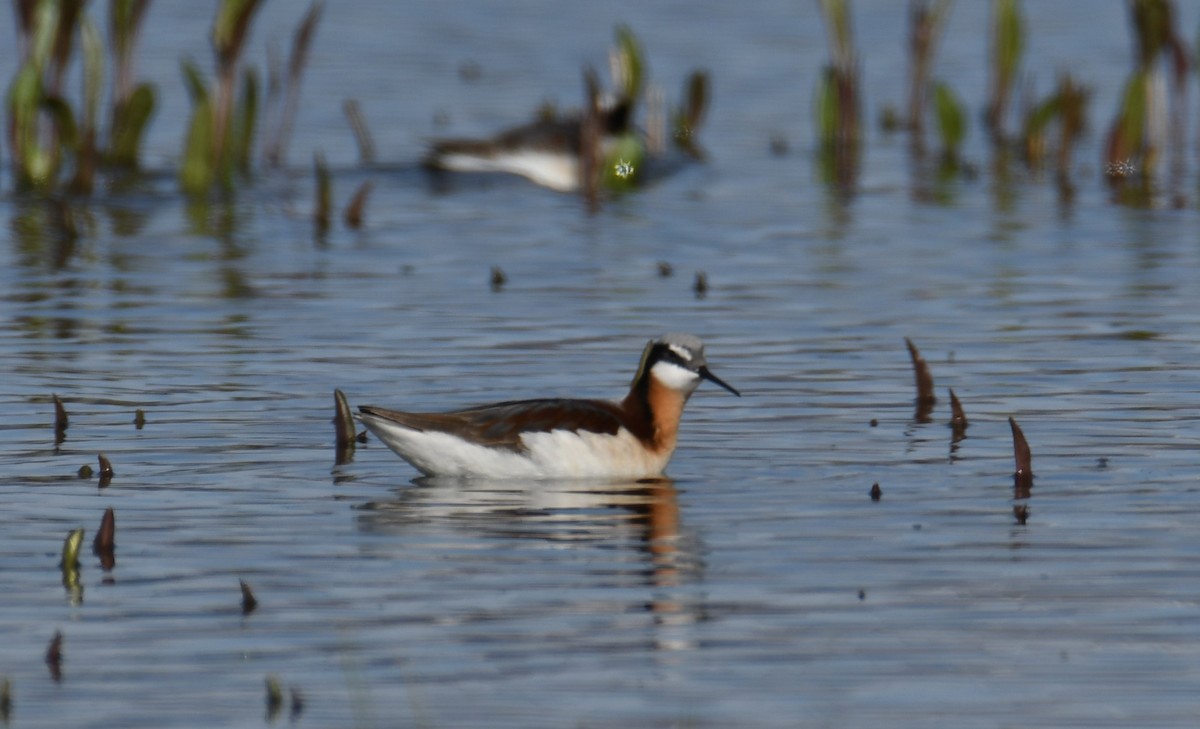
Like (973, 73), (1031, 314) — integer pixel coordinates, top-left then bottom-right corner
(3, 1), (1200, 727)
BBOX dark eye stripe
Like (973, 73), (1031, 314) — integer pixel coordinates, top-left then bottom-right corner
(657, 344), (691, 368)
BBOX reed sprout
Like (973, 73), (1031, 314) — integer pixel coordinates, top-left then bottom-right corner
(262, 1), (322, 168)
(179, 0), (263, 195)
(932, 81), (966, 164)
(815, 0), (862, 189)
(907, 0), (952, 145)
(985, 0), (1024, 141)
(313, 151), (331, 233)
(672, 71), (709, 160)
(5, 0), (156, 192)
(108, 0), (154, 168)
(1105, 0), (1189, 195)
(1023, 73), (1091, 190)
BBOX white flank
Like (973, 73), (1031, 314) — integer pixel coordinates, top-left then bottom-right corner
(437, 150), (580, 192)
(360, 413), (672, 480)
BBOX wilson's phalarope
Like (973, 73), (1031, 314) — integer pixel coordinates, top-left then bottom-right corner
(358, 333), (739, 480)
(422, 100), (634, 192)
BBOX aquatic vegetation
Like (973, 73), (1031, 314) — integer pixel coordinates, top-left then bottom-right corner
(948, 388), (968, 440)
(312, 151), (331, 233)
(672, 71), (709, 159)
(94, 508), (116, 571)
(609, 24), (644, 104)
(932, 80), (967, 164)
(179, 0), (264, 195)
(907, 0), (952, 144)
(7, 0), (97, 191)
(333, 388), (357, 464)
(342, 99), (375, 163)
(97, 452), (114, 481)
(5, 0), (156, 192)
(60, 527), (83, 569)
(814, 0), (862, 189)
(44, 631), (63, 683)
(904, 338), (937, 423)
(490, 265), (507, 292)
(1104, 0), (1189, 196)
(240, 579), (258, 614)
(107, 0), (155, 169)
(4, 0), (320, 195)
(262, 1), (322, 168)
(601, 135), (644, 191)
(1022, 73), (1091, 189)
(985, 0), (1024, 140)
(598, 26), (648, 193)
(52, 393), (68, 443)
(342, 180), (372, 230)
(264, 674), (283, 719)
(0, 677), (10, 723)
(60, 528), (83, 604)
(1009, 416), (1033, 499)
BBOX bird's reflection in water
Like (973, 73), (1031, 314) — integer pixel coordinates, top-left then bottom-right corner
(356, 477), (703, 652)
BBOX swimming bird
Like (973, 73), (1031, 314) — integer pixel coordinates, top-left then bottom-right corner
(423, 100), (634, 193)
(357, 333), (739, 480)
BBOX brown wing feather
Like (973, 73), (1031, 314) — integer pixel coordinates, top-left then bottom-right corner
(360, 399), (631, 453)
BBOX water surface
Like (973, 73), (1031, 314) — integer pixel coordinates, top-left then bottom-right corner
(3, 2), (1200, 727)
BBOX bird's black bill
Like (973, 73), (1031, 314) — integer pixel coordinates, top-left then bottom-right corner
(699, 366), (741, 396)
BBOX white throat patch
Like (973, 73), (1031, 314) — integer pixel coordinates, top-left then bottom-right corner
(650, 360), (700, 392)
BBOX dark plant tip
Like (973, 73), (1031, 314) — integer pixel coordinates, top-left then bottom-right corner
(78, 464), (94, 479)
(0, 676), (10, 720)
(656, 261), (673, 277)
(458, 60), (482, 82)
(94, 508), (116, 559)
(356, 430), (368, 443)
(769, 134), (790, 156)
(98, 454), (114, 488)
(343, 180), (374, 229)
(904, 338), (937, 407)
(490, 266), (507, 291)
(53, 393), (69, 432)
(313, 153), (332, 234)
(134, 409), (146, 429)
(265, 675), (284, 718)
(1008, 416), (1033, 475)
(948, 388), (968, 424)
(45, 631), (64, 682)
(240, 579), (259, 614)
(869, 483), (882, 501)
(290, 687), (305, 719)
(693, 271), (708, 298)
(948, 388), (968, 441)
(333, 389), (357, 450)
